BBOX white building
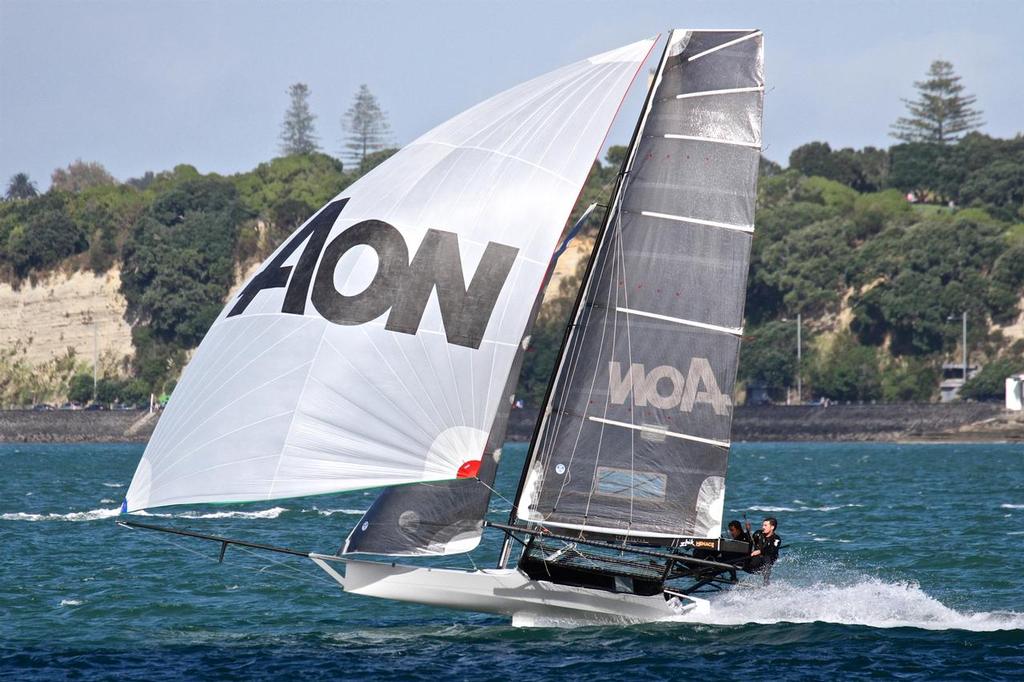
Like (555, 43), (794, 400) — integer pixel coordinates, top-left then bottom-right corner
(1007, 374), (1024, 411)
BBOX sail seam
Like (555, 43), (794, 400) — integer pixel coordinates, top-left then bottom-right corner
(675, 86), (764, 99)
(405, 140), (575, 185)
(588, 416), (730, 449)
(268, 326), (328, 499)
(663, 133), (760, 149)
(687, 31), (762, 62)
(616, 307), (743, 336)
(640, 210), (754, 233)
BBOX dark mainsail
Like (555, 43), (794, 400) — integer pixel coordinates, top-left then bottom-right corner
(514, 30), (764, 541)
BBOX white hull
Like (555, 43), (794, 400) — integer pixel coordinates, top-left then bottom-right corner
(309, 554), (708, 626)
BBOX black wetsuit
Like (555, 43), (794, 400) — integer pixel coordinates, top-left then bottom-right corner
(749, 530), (781, 581)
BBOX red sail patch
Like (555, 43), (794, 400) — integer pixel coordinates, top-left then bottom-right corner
(456, 460), (481, 479)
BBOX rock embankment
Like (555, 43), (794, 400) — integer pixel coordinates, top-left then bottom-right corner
(0, 410), (157, 443)
(1, 403), (1020, 444)
(730, 403), (1014, 442)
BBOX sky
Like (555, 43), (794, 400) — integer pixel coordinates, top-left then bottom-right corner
(1, 0), (1022, 189)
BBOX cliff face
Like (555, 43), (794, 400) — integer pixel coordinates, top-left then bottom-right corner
(0, 268), (133, 368)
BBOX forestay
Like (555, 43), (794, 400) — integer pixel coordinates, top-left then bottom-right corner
(516, 29), (764, 540)
(125, 39), (655, 512)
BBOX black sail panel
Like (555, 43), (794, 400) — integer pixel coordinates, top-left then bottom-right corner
(517, 30), (764, 541)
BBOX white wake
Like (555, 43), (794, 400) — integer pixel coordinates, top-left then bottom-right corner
(672, 577), (1024, 632)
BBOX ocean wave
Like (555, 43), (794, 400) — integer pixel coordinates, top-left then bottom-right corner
(102, 482), (124, 488)
(3, 506), (290, 522)
(59, 599), (83, 607)
(312, 508), (367, 517)
(1000, 504), (1024, 509)
(133, 507), (289, 520)
(743, 504), (865, 513)
(1, 507), (121, 522)
(670, 577), (1024, 632)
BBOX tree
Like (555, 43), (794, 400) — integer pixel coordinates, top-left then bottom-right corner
(810, 332), (882, 402)
(50, 160), (116, 193)
(738, 320), (803, 399)
(341, 84), (391, 166)
(68, 373), (94, 404)
(961, 356), (1024, 401)
(279, 83), (320, 155)
(891, 60), (983, 144)
(5, 173), (38, 200)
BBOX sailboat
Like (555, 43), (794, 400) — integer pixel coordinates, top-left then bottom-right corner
(119, 28), (765, 626)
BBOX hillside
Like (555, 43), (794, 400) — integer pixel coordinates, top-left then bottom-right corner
(1, 134), (1023, 407)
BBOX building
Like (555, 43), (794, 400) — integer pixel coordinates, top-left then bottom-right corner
(1007, 374), (1024, 411)
(939, 363), (980, 403)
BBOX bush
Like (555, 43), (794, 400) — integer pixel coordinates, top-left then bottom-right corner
(68, 373), (94, 404)
(810, 333), (882, 402)
(961, 357), (1024, 401)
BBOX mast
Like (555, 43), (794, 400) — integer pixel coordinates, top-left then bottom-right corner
(499, 34), (675, 567)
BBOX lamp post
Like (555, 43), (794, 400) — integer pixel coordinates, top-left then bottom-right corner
(948, 311), (968, 386)
(796, 312), (802, 403)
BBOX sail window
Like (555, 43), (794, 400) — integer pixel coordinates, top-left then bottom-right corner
(593, 467), (667, 500)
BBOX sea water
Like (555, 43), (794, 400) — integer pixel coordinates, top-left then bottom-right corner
(2, 441), (1023, 679)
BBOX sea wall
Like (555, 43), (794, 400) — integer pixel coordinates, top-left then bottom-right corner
(1, 402), (1020, 444)
(0, 409), (157, 443)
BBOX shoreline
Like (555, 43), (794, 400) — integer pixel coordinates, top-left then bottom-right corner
(1, 403), (1021, 444)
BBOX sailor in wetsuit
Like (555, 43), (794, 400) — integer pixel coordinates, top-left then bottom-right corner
(727, 520), (751, 544)
(746, 516), (781, 585)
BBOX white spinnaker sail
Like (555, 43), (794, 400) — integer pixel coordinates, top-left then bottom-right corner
(125, 39), (655, 512)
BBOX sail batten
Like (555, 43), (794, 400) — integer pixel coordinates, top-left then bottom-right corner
(513, 29), (764, 541)
(125, 38), (655, 514)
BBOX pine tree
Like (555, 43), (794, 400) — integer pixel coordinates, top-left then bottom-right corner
(341, 84), (391, 166)
(891, 60), (983, 144)
(279, 83), (320, 155)
(5, 172), (38, 200)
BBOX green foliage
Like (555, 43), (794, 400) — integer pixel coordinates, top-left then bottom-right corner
(50, 160), (116, 193)
(279, 82), (320, 155)
(810, 333), (882, 402)
(66, 183), (146, 272)
(233, 153), (347, 239)
(3, 193), (88, 276)
(793, 176), (858, 213)
(891, 60), (983, 144)
(359, 147), (398, 176)
(987, 244), (1024, 324)
(5, 172), (38, 200)
(341, 84), (391, 166)
(738, 320), (803, 396)
(880, 357), (938, 402)
(121, 176), (246, 350)
(757, 217), (853, 316)
(887, 142), (946, 196)
(960, 356), (1024, 401)
(850, 212), (1004, 355)
(68, 373), (94, 404)
(850, 189), (912, 241)
(130, 326), (185, 392)
(787, 143), (889, 192)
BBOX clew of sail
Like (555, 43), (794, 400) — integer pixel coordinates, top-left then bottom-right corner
(515, 29), (764, 541)
(124, 38), (656, 513)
